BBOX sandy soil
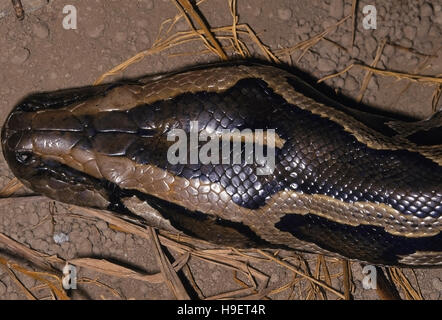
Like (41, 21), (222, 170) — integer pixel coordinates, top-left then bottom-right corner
(0, 0), (441, 300)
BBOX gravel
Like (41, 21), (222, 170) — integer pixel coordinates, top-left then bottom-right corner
(317, 58), (336, 72)
(53, 233), (70, 244)
(10, 47), (30, 65)
(420, 3), (433, 17)
(329, 0), (344, 19)
(32, 22), (49, 39)
(277, 8), (292, 21)
(87, 24), (105, 39)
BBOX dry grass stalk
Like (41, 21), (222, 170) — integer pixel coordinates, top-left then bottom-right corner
(356, 38), (387, 102)
(388, 267), (423, 300)
(342, 259), (352, 300)
(432, 84), (442, 112)
(0, 256), (68, 300)
(1, 264), (37, 300)
(174, 0), (227, 60)
(0, 232), (64, 272)
(148, 227), (191, 300)
(69, 257), (188, 284)
(257, 249), (345, 299)
(318, 63), (442, 85)
(182, 264), (206, 299)
(0, 178), (23, 197)
(77, 277), (124, 299)
(275, 15), (351, 62)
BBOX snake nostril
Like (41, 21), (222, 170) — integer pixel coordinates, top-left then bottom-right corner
(15, 151), (33, 164)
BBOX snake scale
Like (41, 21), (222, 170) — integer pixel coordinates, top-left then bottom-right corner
(2, 62), (442, 267)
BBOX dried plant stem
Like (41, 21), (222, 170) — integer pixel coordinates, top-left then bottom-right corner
(257, 250), (345, 299)
(357, 38), (387, 102)
(319, 63), (442, 85)
(0, 178), (23, 197)
(173, 0), (226, 59)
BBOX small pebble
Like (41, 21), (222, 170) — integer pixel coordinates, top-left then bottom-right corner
(140, 0), (154, 10)
(435, 12), (442, 24)
(115, 232), (126, 245)
(247, 5), (261, 17)
(432, 278), (442, 291)
(175, 19), (188, 32)
(0, 281), (6, 296)
(53, 232), (69, 244)
(329, 0), (344, 19)
(32, 22), (49, 39)
(403, 25), (416, 40)
(345, 76), (359, 91)
(96, 220), (108, 231)
(420, 3), (433, 17)
(278, 8), (292, 21)
(350, 46), (359, 57)
(87, 24), (105, 39)
(317, 58), (336, 72)
(417, 17), (431, 37)
(367, 78), (378, 91)
(10, 47), (30, 65)
(400, 38), (413, 48)
(77, 239), (93, 254)
(334, 77), (344, 88)
(29, 212), (39, 226)
(364, 36), (378, 56)
(429, 292), (440, 300)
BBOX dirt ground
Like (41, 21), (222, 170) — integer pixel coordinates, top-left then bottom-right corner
(0, 0), (441, 300)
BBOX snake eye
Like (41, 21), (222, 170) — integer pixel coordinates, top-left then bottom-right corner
(16, 151), (33, 164)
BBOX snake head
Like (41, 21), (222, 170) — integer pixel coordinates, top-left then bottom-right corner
(1, 89), (116, 209)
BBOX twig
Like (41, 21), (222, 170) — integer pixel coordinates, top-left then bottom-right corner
(318, 63), (442, 84)
(342, 259), (352, 300)
(11, 0), (24, 20)
(357, 38), (387, 102)
(175, 0), (228, 60)
(0, 178), (23, 197)
(257, 250), (345, 299)
(148, 227), (190, 300)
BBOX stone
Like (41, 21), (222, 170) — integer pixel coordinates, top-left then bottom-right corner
(420, 3), (433, 17)
(329, 0), (344, 19)
(87, 24), (105, 39)
(115, 32), (126, 43)
(140, 0), (154, 10)
(277, 8), (292, 21)
(417, 17), (431, 37)
(53, 232), (69, 244)
(432, 278), (442, 291)
(10, 47), (30, 65)
(403, 25), (416, 40)
(115, 232), (126, 245)
(96, 220), (108, 231)
(32, 22), (49, 39)
(317, 58), (336, 72)
(0, 281), (6, 296)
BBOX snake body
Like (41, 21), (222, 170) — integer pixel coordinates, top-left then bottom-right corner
(2, 62), (442, 266)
